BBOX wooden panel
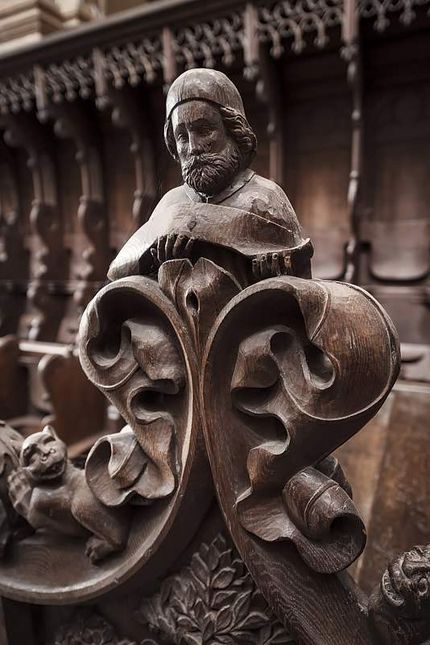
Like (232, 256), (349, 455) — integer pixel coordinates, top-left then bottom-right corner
(2, 599), (37, 645)
(367, 286), (430, 346)
(335, 395), (392, 579)
(102, 120), (135, 243)
(282, 51), (351, 279)
(57, 139), (81, 236)
(348, 383), (430, 594)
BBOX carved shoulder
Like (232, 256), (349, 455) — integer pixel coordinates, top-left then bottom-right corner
(243, 174), (304, 236)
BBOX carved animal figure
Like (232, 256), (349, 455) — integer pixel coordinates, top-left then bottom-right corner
(369, 545), (430, 644)
(7, 425), (129, 563)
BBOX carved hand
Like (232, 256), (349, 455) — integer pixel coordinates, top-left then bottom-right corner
(150, 234), (194, 268)
(252, 251), (291, 280)
(7, 469), (32, 519)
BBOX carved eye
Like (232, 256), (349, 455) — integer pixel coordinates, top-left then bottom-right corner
(197, 125), (212, 136)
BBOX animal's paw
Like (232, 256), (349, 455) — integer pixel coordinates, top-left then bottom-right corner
(85, 536), (116, 564)
(7, 469), (32, 517)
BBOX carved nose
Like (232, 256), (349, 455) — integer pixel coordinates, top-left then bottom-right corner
(189, 137), (203, 156)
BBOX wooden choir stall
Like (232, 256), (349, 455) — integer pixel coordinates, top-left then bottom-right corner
(0, 0), (428, 643)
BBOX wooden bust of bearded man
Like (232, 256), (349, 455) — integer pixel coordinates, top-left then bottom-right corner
(109, 68), (312, 286)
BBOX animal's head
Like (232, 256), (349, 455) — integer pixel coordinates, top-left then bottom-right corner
(381, 545), (430, 617)
(20, 426), (67, 484)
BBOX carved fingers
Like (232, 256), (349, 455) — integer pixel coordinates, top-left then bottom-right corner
(7, 469), (32, 518)
(252, 251), (292, 281)
(151, 234), (194, 268)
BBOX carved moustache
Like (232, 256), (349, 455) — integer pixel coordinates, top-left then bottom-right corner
(182, 147), (241, 195)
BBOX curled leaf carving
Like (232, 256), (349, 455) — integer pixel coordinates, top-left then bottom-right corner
(159, 258), (241, 355)
(203, 276), (400, 573)
(79, 276), (191, 506)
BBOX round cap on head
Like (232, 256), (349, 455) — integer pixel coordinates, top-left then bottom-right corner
(166, 68), (245, 121)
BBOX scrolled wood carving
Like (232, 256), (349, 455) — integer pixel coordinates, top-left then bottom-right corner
(203, 277), (399, 572)
(0, 68), (406, 642)
(79, 276), (190, 506)
(0, 274), (211, 602)
(199, 274), (399, 643)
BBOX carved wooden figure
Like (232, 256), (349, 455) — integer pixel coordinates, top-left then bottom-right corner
(7, 425), (129, 563)
(1, 67), (427, 645)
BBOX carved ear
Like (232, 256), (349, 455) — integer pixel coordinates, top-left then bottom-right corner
(42, 425), (58, 439)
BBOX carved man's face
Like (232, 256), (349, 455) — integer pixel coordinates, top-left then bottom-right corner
(171, 100), (241, 196)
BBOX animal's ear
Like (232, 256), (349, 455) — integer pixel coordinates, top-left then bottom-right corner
(43, 425), (58, 439)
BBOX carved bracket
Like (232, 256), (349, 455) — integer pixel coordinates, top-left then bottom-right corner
(39, 100), (109, 340)
(3, 114), (66, 340)
(101, 86), (158, 233)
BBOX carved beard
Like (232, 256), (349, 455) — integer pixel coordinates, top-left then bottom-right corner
(182, 140), (242, 197)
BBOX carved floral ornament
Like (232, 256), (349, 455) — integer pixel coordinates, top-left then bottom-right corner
(0, 67), (428, 645)
(0, 0), (429, 115)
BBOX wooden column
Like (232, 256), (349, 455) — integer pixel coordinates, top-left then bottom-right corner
(342, 0), (363, 282)
(2, 114), (66, 341)
(37, 100), (109, 343)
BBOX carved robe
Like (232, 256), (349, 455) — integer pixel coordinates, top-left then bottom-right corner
(108, 168), (313, 285)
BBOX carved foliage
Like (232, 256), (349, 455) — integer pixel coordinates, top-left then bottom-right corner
(79, 276), (194, 505)
(139, 534), (294, 645)
(203, 277), (400, 573)
(159, 258), (241, 355)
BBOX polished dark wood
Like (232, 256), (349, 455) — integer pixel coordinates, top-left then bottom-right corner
(0, 3), (428, 643)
